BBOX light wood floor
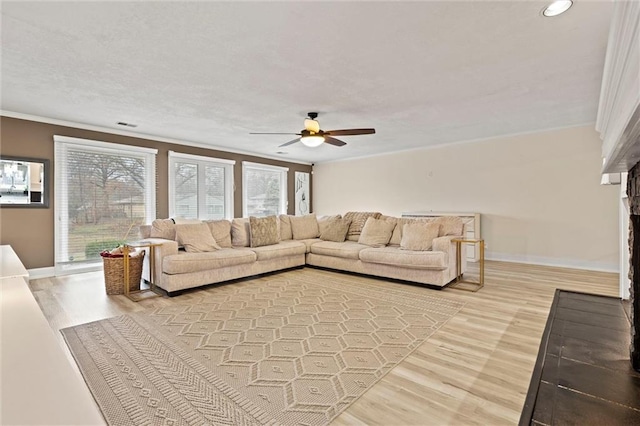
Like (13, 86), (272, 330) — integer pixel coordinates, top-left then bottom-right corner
(29, 261), (619, 426)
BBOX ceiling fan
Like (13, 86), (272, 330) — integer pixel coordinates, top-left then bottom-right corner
(250, 112), (375, 148)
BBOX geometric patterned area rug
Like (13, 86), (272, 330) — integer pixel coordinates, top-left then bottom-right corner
(62, 269), (465, 425)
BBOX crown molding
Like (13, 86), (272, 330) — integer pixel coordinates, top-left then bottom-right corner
(597, 0), (640, 173)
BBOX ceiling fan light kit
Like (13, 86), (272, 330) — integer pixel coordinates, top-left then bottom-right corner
(250, 112), (375, 149)
(304, 117), (320, 133)
(300, 135), (325, 147)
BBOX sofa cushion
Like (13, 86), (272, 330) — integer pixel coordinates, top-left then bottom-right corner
(231, 218), (250, 247)
(319, 218), (351, 242)
(435, 216), (464, 237)
(358, 217), (396, 248)
(299, 238), (322, 253)
(150, 218), (176, 240)
(401, 222), (440, 251)
(344, 211), (381, 236)
(249, 240), (306, 261)
(279, 215), (293, 240)
(163, 248), (257, 274)
(310, 241), (370, 259)
(359, 247), (447, 270)
(173, 217), (203, 225)
(290, 214), (319, 240)
(249, 215), (280, 247)
(174, 223), (221, 253)
(204, 219), (232, 248)
(139, 224), (152, 239)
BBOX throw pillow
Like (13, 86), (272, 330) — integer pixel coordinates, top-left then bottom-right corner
(175, 223), (221, 253)
(149, 218), (176, 240)
(318, 214), (342, 236)
(358, 217), (396, 247)
(388, 217), (436, 245)
(231, 218), (251, 247)
(400, 222), (441, 251)
(380, 216), (400, 244)
(319, 218), (351, 242)
(279, 215), (293, 240)
(249, 215), (280, 247)
(343, 211), (381, 236)
(290, 213), (320, 240)
(204, 219), (232, 248)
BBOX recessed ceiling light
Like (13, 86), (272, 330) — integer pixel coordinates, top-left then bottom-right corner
(542, 0), (573, 17)
(116, 121), (138, 128)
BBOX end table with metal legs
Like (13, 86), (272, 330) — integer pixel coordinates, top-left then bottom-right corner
(450, 238), (485, 292)
(123, 241), (163, 302)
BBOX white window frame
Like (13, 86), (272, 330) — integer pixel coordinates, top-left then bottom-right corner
(54, 135), (157, 275)
(242, 161), (288, 217)
(168, 151), (235, 220)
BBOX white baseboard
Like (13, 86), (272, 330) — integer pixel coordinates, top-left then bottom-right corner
(27, 267), (55, 279)
(486, 252), (619, 273)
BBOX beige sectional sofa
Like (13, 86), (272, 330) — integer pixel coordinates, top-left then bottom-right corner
(139, 212), (466, 296)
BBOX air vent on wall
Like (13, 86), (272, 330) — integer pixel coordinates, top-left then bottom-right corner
(117, 121), (138, 128)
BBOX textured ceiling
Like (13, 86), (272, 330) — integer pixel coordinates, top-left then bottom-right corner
(1, 1), (612, 164)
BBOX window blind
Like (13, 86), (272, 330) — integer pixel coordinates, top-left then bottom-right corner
(242, 162), (288, 217)
(168, 151), (234, 220)
(54, 136), (156, 275)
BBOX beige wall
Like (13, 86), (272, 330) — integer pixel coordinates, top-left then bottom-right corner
(0, 117), (311, 269)
(313, 125), (620, 271)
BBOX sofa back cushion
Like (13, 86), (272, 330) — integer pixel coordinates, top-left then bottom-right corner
(400, 222), (440, 251)
(435, 216), (464, 237)
(343, 211), (381, 237)
(139, 224), (152, 239)
(204, 219), (232, 248)
(319, 218), (351, 242)
(150, 218), (176, 240)
(173, 217), (203, 225)
(279, 215), (293, 240)
(175, 223), (221, 253)
(290, 213), (320, 240)
(231, 218), (251, 247)
(358, 217), (396, 247)
(249, 215), (280, 247)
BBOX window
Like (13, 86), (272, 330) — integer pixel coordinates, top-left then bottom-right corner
(168, 151), (234, 220)
(54, 136), (156, 275)
(242, 162), (288, 217)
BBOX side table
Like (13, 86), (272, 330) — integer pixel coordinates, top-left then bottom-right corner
(451, 238), (485, 292)
(123, 241), (163, 302)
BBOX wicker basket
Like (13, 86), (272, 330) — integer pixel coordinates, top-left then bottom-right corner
(102, 251), (145, 295)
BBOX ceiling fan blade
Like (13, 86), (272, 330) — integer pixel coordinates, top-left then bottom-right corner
(324, 136), (347, 147)
(325, 128), (376, 136)
(250, 132), (301, 135)
(279, 138), (301, 147)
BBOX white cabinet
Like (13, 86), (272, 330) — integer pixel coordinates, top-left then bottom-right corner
(401, 212), (481, 262)
(0, 245), (105, 425)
